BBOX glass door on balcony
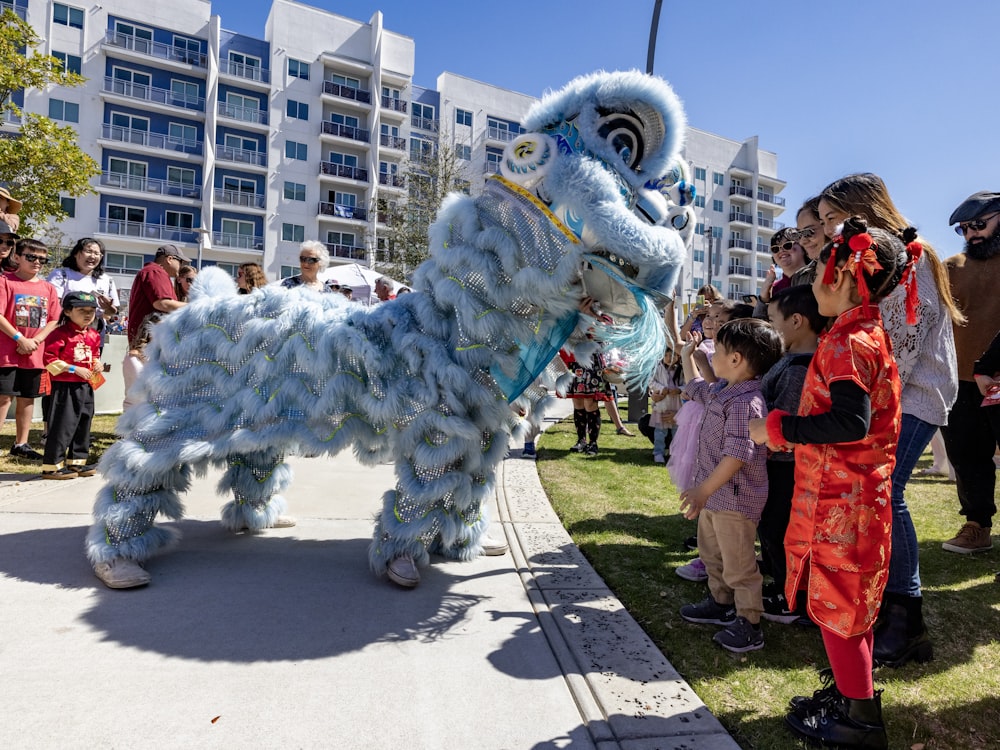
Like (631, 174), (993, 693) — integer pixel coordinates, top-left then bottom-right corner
(170, 79), (199, 108)
(173, 36), (200, 65)
(168, 166), (197, 197)
(108, 158), (147, 191)
(110, 112), (149, 144)
(168, 122), (197, 151)
(112, 67), (151, 99)
(221, 219), (255, 248)
(114, 21), (152, 53)
(228, 52), (261, 80)
(222, 176), (257, 206)
(107, 204), (145, 235)
(225, 93), (257, 122)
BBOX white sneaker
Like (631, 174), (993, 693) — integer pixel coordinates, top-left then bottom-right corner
(93, 558), (151, 589)
(481, 534), (509, 556)
(237, 515), (297, 532)
(387, 555), (420, 587)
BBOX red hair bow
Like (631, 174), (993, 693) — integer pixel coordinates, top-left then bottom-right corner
(903, 241), (923, 325)
(843, 233), (882, 313)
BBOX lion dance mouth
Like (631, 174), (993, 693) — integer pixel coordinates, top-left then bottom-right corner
(87, 70), (693, 589)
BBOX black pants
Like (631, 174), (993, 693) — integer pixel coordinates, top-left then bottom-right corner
(941, 380), (1000, 528)
(757, 460), (795, 585)
(42, 381), (94, 471)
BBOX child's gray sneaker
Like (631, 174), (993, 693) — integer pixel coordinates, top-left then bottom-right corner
(680, 596), (736, 625)
(713, 615), (764, 653)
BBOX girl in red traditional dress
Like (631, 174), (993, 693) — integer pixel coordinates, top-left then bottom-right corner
(750, 216), (921, 750)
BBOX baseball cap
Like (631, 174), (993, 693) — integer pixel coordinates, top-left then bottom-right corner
(0, 220), (19, 239)
(155, 244), (192, 263)
(63, 291), (99, 309)
(949, 191), (1000, 225)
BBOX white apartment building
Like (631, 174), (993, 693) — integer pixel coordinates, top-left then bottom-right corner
(7, 0), (784, 301)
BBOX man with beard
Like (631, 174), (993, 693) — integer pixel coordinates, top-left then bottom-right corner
(941, 191), (1000, 554)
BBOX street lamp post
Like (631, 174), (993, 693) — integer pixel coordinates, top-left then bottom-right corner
(193, 226), (211, 271)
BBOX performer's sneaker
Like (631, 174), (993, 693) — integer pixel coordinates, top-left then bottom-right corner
(570, 440), (587, 453)
(41, 467), (78, 480)
(10, 443), (43, 461)
(481, 535), (509, 556)
(94, 558), (151, 589)
(387, 555), (420, 588)
(584, 442), (599, 456)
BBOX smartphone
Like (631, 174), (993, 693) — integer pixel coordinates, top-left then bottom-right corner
(696, 294), (705, 306)
(742, 294), (757, 304)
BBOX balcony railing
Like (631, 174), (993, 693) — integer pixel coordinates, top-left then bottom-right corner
(378, 172), (405, 188)
(486, 126), (517, 142)
(756, 242), (770, 254)
(325, 243), (366, 261)
(0, 1), (26, 20)
(728, 238), (753, 250)
(213, 232), (263, 250)
(217, 101), (268, 126)
(101, 123), (202, 155)
(758, 217), (785, 230)
(215, 143), (266, 167)
(323, 81), (371, 104)
(100, 171), (202, 199)
(758, 268), (769, 278)
(380, 95), (407, 113)
(321, 120), (370, 143)
(728, 264), (753, 277)
(757, 192), (786, 206)
(219, 58), (270, 84)
(379, 133), (406, 150)
(729, 211), (753, 224)
(485, 160), (501, 175)
(103, 76), (204, 111)
(410, 115), (438, 131)
(214, 187), (265, 209)
(319, 202), (367, 220)
(729, 185), (753, 198)
(103, 31), (207, 68)
(319, 162), (369, 182)
(98, 218), (198, 243)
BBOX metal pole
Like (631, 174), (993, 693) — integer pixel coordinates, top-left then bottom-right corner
(646, 0), (664, 74)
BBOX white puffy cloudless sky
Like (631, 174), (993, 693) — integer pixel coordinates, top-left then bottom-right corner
(213, 0), (998, 256)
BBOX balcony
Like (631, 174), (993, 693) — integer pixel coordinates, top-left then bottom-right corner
(380, 133), (406, 150)
(485, 160), (501, 175)
(729, 185), (753, 199)
(756, 242), (770, 254)
(378, 173), (405, 188)
(213, 232), (263, 251)
(757, 217), (785, 230)
(214, 187), (265, 209)
(100, 171), (202, 200)
(380, 95), (407, 113)
(217, 101), (268, 126)
(728, 238), (753, 251)
(729, 211), (753, 225)
(215, 143), (266, 167)
(757, 191), (786, 207)
(410, 115), (438, 131)
(728, 263), (753, 278)
(319, 162), (369, 182)
(218, 58), (270, 84)
(319, 202), (367, 221)
(103, 31), (207, 68)
(101, 123), (202, 155)
(103, 76), (205, 112)
(325, 243), (366, 261)
(487, 126), (517, 142)
(98, 218), (198, 243)
(757, 267), (770, 279)
(323, 81), (372, 104)
(0, 1), (26, 20)
(321, 120), (370, 143)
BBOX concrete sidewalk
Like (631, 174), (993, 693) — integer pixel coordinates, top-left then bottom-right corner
(0, 417), (738, 749)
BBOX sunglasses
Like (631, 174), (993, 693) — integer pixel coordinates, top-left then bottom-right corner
(180, 276), (195, 283)
(0, 239), (15, 247)
(299, 256), (321, 264)
(771, 241), (799, 253)
(21, 253), (47, 263)
(954, 213), (999, 235)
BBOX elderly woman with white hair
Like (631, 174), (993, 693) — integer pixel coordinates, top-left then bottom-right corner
(281, 240), (331, 293)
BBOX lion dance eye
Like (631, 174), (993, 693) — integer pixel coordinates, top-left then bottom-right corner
(596, 111), (646, 170)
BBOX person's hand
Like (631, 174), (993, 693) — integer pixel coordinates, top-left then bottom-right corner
(650, 388), (665, 403)
(681, 330), (701, 355)
(663, 409), (677, 426)
(749, 417), (769, 445)
(692, 348), (712, 376)
(16, 337), (38, 354)
(74, 366), (94, 381)
(975, 374), (1000, 398)
(765, 265), (777, 285)
(679, 483), (709, 520)
(92, 360), (103, 374)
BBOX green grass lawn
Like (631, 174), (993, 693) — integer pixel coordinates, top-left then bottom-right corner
(0, 414), (119, 476)
(537, 414), (1000, 750)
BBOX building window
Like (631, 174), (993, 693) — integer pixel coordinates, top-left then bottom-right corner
(694, 167), (706, 181)
(60, 197), (76, 217)
(165, 211), (194, 229)
(288, 58), (309, 80)
(456, 108), (472, 127)
(168, 122), (197, 147)
(329, 73), (360, 88)
(456, 144), (471, 161)
(286, 100), (309, 120)
(693, 195), (705, 208)
(486, 149), (503, 174)
(173, 36), (201, 65)
(712, 199), (724, 213)
(285, 141), (307, 161)
(105, 252), (144, 274)
(410, 137), (434, 162)
(48, 98), (79, 123)
(712, 171), (724, 186)
(279, 265), (297, 279)
(213, 262), (238, 277)
(694, 222), (705, 236)
(282, 223), (305, 243)
(171, 79), (200, 106)
(52, 51), (81, 76)
(53, 3), (84, 29)
(692, 277), (704, 289)
(167, 166), (196, 187)
(284, 181), (306, 201)
(692, 250), (705, 263)
(712, 226), (723, 239)
(411, 102), (435, 129)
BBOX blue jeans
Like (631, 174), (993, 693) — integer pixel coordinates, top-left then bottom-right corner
(653, 426), (675, 455)
(886, 413), (938, 597)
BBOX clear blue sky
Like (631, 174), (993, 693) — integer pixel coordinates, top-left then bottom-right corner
(212, 0), (997, 257)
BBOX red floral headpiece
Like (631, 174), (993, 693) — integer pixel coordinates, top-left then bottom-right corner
(902, 240), (923, 325)
(821, 231), (882, 314)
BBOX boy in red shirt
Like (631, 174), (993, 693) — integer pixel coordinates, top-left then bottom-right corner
(42, 291), (103, 478)
(0, 239), (61, 460)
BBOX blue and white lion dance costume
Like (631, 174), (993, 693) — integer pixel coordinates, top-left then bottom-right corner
(87, 70), (695, 588)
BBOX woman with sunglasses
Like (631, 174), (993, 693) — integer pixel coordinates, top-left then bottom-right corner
(794, 197), (827, 283)
(758, 228), (810, 304)
(46, 238), (120, 333)
(817, 172), (964, 670)
(281, 241), (332, 293)
(237, 262), (268, 294)
(174, 265), (198, 302)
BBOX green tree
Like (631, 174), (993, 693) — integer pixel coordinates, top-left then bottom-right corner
(374, 141), (470, 283)
(0, 9), (100, 234)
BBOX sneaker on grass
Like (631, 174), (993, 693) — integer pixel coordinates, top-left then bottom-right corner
(713, 616), (764, 653)
(676, 556), (708, 582)
(942, 522), (993, 554)
(680, 596), (736, 625)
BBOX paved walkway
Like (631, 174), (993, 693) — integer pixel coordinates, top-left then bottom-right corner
(0, 409), (738, 749)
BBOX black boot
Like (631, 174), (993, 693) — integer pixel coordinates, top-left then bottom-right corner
(570, 409), (587, 452)
(788, 668), (840, 719)
(786, 690), (888, 749)
(873, 593), (933, 667)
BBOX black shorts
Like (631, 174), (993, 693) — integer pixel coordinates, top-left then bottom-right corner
(0, 367), (43, 398)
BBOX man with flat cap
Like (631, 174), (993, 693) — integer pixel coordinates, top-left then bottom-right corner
(940, 191), (1000, 554)
(127, 244), (190, 345)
